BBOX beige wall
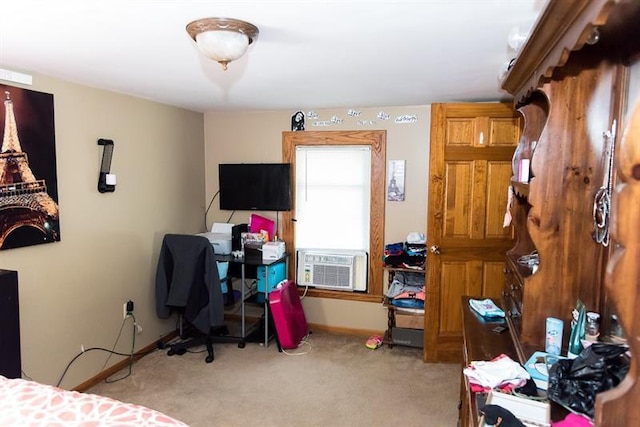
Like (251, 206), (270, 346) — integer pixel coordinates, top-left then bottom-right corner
(204, 106), (431, 333)
(1, 75), (431, 388)
(0, 72), (205, 388)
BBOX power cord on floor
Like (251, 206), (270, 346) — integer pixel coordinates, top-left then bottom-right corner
(103, 313), (137, 383)
(281, 334), (312, 356)
(56, 347), (138, 388)
(55, 314), (146, 387)
(163, 318), (212, 355)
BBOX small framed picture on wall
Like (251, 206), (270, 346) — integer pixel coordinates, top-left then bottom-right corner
(387, 160), (405, 202)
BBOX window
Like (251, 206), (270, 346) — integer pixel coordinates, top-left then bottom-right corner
(282, 130), (386, 302)
(294, 146), (371, 252)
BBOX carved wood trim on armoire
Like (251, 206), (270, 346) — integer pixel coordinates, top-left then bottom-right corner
(500, 1), (640, 426)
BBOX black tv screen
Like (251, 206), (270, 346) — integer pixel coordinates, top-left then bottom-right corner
(218, 163), (292, 211)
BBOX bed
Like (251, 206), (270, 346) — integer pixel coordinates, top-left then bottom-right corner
(0, 375), (187, 426)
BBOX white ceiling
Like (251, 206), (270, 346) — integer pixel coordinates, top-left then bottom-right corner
(0, 0), (546, 113)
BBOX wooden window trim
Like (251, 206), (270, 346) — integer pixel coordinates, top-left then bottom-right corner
(282, 130), (386, 303)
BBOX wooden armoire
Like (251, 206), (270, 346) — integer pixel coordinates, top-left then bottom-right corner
(497, 0), (640, 425)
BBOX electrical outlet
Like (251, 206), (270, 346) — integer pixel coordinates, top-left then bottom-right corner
(122, 300), (134, 319)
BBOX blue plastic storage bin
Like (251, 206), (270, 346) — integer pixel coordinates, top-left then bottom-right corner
(257, 262), (286, 294)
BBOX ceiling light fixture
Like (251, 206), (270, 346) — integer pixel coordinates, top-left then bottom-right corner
(186, 17), (259, 70)
(507, 26), (529, 52)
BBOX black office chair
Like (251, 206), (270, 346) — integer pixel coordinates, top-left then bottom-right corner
(156, 234), (244, 363)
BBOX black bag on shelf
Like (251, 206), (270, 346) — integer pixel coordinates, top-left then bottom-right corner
(547, 342), (629, 418)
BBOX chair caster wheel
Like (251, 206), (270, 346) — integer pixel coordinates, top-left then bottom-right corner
(205, 355), (214, 363)
(176, 348), (187, 356)
(167, 349), (176, 356)
(238, 342), (245, 349)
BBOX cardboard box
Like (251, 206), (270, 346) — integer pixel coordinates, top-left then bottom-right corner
(482, 390), (550, 426)
(395, 313), (424, 330)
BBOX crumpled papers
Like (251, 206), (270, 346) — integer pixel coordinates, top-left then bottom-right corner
(464, 354), (530, 390)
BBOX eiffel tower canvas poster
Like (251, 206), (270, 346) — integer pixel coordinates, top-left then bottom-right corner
(0, 84), (60, 250)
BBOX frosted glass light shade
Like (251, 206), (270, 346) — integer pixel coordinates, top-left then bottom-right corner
(507, 26), (529, 52)
(196, 31), (249, 68)
(186, 17), (259, 70)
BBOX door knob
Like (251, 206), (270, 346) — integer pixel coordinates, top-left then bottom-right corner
(430, 245), (441, 255)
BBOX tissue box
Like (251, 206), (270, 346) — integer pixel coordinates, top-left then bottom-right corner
(262, 241), (286, 261)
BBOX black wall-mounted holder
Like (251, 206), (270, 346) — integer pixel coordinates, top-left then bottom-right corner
(97, 138), (115, 193)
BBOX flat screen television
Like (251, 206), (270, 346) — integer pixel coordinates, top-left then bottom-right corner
(218, 163), (292, 211)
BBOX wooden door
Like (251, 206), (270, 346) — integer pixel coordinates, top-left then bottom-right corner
(424, 103), (520, 362)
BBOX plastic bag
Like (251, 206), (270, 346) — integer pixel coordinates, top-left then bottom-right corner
(547, 342), (629, 417)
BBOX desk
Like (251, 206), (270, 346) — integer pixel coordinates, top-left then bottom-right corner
(215, 253), (288, 348)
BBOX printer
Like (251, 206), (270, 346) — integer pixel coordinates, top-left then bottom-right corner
(196, 223), (233, 255)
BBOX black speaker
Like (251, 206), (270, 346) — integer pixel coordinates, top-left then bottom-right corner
(230, 223), (257, 279)
(0, 270), (21, 379)
(232, 223), (248, 251)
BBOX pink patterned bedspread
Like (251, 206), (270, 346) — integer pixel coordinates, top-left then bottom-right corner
(0, 375), (187, 426)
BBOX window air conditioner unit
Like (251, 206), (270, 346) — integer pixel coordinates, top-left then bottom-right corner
(297, 250), (367, 291)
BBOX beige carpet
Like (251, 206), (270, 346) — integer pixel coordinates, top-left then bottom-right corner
(88, 330), (461, 427)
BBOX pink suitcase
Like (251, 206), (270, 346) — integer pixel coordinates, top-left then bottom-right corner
(268, 280), (309, 350)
